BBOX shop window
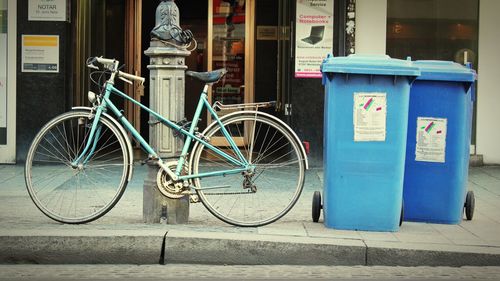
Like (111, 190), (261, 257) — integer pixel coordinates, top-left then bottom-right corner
(386, 0), (479, 66)
(386, 0), (479, 144)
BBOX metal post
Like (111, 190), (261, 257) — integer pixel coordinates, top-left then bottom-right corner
(143, 0), (191, 224)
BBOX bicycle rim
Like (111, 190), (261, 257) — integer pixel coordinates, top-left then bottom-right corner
(190, 112), (305, 227)
(25, 111), (130, 224)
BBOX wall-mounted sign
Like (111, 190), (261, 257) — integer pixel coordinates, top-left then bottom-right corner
(28, 0), (67, 21)
(257, 26), (278, 40)
(22, 35), (59, 73)
(295, 0), (334, 78)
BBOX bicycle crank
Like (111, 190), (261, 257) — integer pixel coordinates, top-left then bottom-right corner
(156, 163), (189, 199)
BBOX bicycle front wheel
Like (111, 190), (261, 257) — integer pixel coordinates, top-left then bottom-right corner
(25, 110), (130, 224)
(190, 111), (306, 227)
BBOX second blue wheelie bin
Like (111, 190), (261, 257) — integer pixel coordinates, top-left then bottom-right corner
(403, 60), (476, 224)
(320, 55), (420, 231)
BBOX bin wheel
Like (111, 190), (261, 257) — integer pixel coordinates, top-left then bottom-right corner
(312, 191), (322, 223)
(464, 191), (475, 220)
(399, 199), (404, 226)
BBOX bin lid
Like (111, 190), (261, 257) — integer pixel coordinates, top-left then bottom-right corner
(321, 54), (420, 77)
(413, 60), (476, 82)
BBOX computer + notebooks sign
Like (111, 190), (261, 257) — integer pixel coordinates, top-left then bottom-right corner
(295, 0), (333, 78)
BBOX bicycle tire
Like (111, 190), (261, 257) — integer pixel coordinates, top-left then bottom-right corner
(25, 110), (131, 224)
(190, 111), (306, 227)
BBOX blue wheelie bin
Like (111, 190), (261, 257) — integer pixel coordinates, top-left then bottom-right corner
(403, 60), (476, 224)
(319, 55), (420, 232)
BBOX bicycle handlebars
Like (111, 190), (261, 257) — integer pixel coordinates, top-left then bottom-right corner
(87, 56), (144, 86)
(118, 70), (145, 85)
(86, 56), (117, 70)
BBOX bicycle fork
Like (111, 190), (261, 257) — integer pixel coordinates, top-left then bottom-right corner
(70, 106), (105, 168)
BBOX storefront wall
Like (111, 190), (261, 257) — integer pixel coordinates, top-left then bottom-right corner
(355, 0), (499, 164)
(477, 0), (500, 164)
(15, 0), (71, 162)
(355, 0), (386, 55)
(0, 0), (16, 163)
(7, 0), (498, 165)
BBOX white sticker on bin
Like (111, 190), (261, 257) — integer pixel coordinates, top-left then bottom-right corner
(415, 117), (447, 163)
(353, 92), (387, 142)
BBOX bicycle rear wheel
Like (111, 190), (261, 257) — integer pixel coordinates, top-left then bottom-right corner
(25, 110), (130, 224)
(190, 111), (306, 227)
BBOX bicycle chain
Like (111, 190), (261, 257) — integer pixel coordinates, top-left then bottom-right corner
(189, 190), (251, 203)
(203, 192), (253, 195)
(198, 191), (253, 196)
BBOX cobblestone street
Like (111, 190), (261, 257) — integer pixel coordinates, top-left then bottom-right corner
(1, 265), (500, 280)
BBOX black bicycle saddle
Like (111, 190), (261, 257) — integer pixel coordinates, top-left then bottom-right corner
(186, 69), (227, 83)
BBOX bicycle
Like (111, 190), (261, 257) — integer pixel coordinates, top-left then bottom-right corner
(25, 56), (308, 227)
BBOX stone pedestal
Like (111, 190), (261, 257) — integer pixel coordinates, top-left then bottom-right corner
(143, 44), (191, 224)
(143, 163), (190, 224)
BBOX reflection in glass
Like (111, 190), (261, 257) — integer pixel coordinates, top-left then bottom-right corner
(212, 0), (246, 105)
(386, 0), (478, 66)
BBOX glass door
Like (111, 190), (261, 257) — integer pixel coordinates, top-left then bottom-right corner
(208, 0), (254, 146)
(253, 0), (292, 122)
(0, 0), (16, 163)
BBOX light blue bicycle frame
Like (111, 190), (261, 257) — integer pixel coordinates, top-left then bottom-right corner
(71, 81), (251, 182)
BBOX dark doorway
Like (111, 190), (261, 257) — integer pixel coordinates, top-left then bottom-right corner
(254, 0), (293, 121)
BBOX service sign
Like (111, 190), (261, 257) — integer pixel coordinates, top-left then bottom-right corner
(28, 0), (67, 21)
(295, 0), (334, 78)
(22, 35), (59, 73)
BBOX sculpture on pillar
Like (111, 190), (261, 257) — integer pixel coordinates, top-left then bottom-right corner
(151, 0), (194, 48)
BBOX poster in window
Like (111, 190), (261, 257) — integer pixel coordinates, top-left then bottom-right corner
(295, 0), (333, 78)
(211, 0), (246, 105)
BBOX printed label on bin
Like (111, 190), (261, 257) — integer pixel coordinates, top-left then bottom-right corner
(415, 117), (447, 163)
(353, 93), (387, 142)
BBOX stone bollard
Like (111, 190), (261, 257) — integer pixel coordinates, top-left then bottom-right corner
(142, 0), (193, 224)
(142, 44), (191, 224)
(143, 162), (190, 224)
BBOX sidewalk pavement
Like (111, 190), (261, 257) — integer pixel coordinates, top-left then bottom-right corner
(1, 164), (500, 266)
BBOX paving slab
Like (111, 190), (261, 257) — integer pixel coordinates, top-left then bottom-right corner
(365, 240), (500, 266)
(0, 229), (166, 264)
(163, 229), (367, 265)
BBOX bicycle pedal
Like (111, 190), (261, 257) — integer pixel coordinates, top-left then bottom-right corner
(148, 119), (160, 126)
(190, 194), (200, 203)
(173, 119), (192, 138)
